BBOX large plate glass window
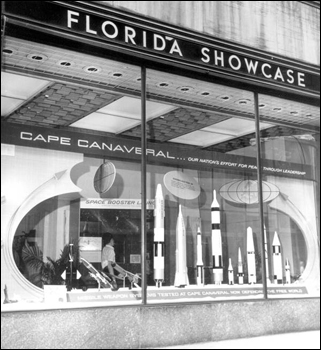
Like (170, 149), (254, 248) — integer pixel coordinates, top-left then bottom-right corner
(1, 34), (144, 309)
(257, 94), (320, 298)
(129, 69), (275, 303)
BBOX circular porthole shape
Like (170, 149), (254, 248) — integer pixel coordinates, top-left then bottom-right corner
(83, 66), (102, 74)
(3, 47), (17, 56)
(57, 60), (75, 68)
(27, 53), (48, 62)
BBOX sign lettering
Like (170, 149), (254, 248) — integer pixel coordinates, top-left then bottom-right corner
(3, 1), (319, 94)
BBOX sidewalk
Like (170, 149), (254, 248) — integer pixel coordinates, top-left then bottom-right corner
(148, 330), (320, 349)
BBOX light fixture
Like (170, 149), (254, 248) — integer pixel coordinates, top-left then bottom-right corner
(178, 86), (193, 93)
(217, 95), (231, 101)
(157, 82), (171, 88)
(27, 53), (48, 62)
(111, 72), (123, 78)
(235, 99), (252, 105)
(198, 91), (211, 96)
(57, 60), (75, 67)
(3, 47), (16, 56)
(83, 66), (102, 73)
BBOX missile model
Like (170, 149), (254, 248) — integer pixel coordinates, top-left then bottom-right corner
(272, 231), (283, 284)
(264, 224), (271, 284)
(211, 190), (223, 285)
(153, 184), (165, 287)
(228, 258), (234, 285)
(285, 258), (291, 284)
(247, 227), (256, 284)
(174, 205), (189, 287)
(196, 227), (204, 286)
(237, 247), (244, 285)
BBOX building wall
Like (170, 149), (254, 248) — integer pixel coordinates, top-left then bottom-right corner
(1, 299), (320, 349)
(98, 1), (320, 65)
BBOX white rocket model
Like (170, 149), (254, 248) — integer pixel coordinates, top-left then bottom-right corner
(285, 258), (291, 284)
(237, 247), (244, 285)
(247, 227), (256, 284)
(153, 184), (165, 287)
(272, 231), (283, 284)
(264, 224), (271, 284)
(228, 258), (234, 285)
(211, 190), (223, 285)
(174, 205), (189, 287)
(196, 227), (204, 286)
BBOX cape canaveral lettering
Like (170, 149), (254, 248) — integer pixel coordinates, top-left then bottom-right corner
(1, 125), (312, 180)
(19, 131), (175, 159)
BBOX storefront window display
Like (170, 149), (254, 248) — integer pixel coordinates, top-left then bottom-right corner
(1, 4), (320, 310)
(257, 94), (320, 298)
(142, 70), (267, 302)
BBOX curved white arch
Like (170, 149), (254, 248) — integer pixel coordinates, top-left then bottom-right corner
(268, 178), (319, 287)
(3, 168), (82, 302)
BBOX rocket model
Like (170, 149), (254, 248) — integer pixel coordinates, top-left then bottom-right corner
(247, 227), (256, 284)
(264, 224), (271, 284)
(211, 190), (223, 285)
(285, 259), (291, 284)
(228, 258), (234, 285)
(272, 231), (283, 284)
(63, 243), (82, 291)
(196, 227), (204, 286)
(237, 247), (244, 285)
(174, 205), (189, 287)
(153, 184), (165, 287)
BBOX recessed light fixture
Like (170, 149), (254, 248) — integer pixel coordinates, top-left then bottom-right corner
(157, 82), (171, 88)
(27, 53), (48, 62)
(111, 72), (123, 78)
(273, 107), (282, 112)
(3, 47), (16, 56)
(199, 91), (211, 96)
(178, 86), (193, 93)
(290, 111), (299, 116)
(306, 113), (313, 118)
(217, 95), (231, 101)
(236, 99), (251, 105)
(259, 103), (267, 109)
(57, 60), (75, 67)
(83, 66), (102, 73)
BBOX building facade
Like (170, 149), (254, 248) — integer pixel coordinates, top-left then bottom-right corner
(1, 1), (320, 348)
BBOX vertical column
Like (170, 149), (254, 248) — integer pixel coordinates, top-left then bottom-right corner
(254, 92), (267, 298)
(141, 66), (147, 304)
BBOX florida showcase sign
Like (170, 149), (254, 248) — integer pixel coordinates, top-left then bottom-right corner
(1, 122), (314, 181)
(3, 1), (320, 95)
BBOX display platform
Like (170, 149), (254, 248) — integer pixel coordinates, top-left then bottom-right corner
(66, 284), (309, 303)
